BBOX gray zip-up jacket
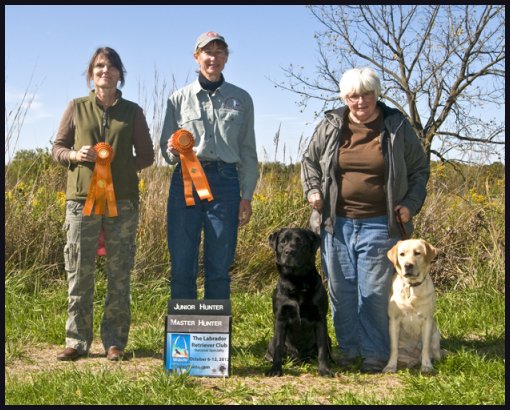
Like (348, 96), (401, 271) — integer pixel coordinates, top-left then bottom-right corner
(301, 101), (429, 238)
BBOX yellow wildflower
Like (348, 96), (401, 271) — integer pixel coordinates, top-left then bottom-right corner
(468, 188), (486, 205)
(433, 162), (446, 179)
(15, 182), (28, 193)
(138, 178), (146, 194)
(56, 191), (66, 208)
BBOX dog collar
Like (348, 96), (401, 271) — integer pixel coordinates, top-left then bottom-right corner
(409, 279), (424, 287)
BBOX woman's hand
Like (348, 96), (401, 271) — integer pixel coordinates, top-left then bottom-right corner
(308, 192), (324, 212)
(238, 199), (252, 227)
(394, 205), (411, 224)
(71, 145), (97, 163)
(167, 135), (181, 157)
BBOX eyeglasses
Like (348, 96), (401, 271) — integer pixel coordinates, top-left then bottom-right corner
(200, 49), (227, 58)
(346, 92), (375, 103)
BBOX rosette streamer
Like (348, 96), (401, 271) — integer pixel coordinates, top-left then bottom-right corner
(171, 129), (214, 206)
(83, 142), (118, 217)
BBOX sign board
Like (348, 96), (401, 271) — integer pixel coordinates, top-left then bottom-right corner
(165, 299), (231, 377)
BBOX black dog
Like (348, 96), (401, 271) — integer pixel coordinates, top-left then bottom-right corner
(265, 228), (333, 377)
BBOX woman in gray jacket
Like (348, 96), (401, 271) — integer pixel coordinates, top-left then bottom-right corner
(301, 67), (429, 373)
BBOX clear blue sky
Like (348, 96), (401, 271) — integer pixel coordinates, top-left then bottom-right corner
(5, 5), (326, 164)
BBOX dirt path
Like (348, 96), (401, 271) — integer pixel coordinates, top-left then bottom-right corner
(6, 340), (403, 403)
(5, 341), (162, 381)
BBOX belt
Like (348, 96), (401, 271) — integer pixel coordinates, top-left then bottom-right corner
(176, 160), (232, 169)
(195, 160), (232, 167)
(200, 160), (222, 166)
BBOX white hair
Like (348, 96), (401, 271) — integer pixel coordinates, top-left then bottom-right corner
(339, 67), (381, 103)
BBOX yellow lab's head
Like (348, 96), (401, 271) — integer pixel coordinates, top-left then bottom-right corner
(387, 239), (438, 284)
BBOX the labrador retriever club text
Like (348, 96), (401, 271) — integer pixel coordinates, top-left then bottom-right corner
(191, 335), (229, 349)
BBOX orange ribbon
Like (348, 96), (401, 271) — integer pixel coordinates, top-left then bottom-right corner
(171, 129), (214, 206)
(83, 142), (118, 217)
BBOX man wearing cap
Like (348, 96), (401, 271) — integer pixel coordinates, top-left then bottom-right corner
(160, 31), (259, 302)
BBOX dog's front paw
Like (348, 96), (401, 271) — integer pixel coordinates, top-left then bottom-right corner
(266, 366), (283, 377)
(318, 365), (334, 377)
(420, 364), (435, 374)
(382, 364), (397, 373)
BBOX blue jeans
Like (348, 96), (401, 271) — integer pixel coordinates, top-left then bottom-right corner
(167, 161), (240, 301)
(321, 215), (398, 361)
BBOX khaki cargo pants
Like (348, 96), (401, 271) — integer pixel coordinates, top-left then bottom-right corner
(63, 199), (139, 354)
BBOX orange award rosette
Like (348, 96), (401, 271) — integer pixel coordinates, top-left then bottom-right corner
(171, 129), (214, 206)
(83, 142), (118, 217)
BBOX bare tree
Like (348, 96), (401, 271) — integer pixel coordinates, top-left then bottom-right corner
(273, 5), (505, 163)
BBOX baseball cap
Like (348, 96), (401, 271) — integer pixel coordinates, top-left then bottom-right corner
(195, 31), (228, 50)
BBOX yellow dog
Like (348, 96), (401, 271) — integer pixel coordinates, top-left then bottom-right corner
(383, 239), (443, 374)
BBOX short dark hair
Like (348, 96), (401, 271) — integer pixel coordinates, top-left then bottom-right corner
(86, 47), (126, 88)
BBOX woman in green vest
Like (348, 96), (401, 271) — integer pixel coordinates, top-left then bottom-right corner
(52, 47), (154, 362)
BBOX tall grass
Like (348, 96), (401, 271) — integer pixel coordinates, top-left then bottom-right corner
(413, 161), (505, 291)
(4, 151), (505, 293)
(133, 165), (172, 280)
(5, 75), (505, 292)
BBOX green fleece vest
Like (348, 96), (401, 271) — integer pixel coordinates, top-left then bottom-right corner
(66, 91), (139, 201)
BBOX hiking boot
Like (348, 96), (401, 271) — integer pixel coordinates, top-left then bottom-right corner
(106, 346), (124, 361)
(57, 347), (84, 361)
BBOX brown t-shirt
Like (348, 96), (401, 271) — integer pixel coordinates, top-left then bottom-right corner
(336, 113), (387, 218)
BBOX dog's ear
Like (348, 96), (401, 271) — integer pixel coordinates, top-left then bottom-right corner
(423, 240), (438, 263)
(305, 229), (321, 253)
(387, 241), (401, 266)
(268, 230), (281, 251)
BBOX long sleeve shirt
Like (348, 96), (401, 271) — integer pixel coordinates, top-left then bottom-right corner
(160, 78), (259, 201)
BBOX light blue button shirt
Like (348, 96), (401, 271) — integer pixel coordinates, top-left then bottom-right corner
(160, 78), (259, 200)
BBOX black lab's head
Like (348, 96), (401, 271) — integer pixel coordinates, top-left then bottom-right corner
(269, 228), (320, 269)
